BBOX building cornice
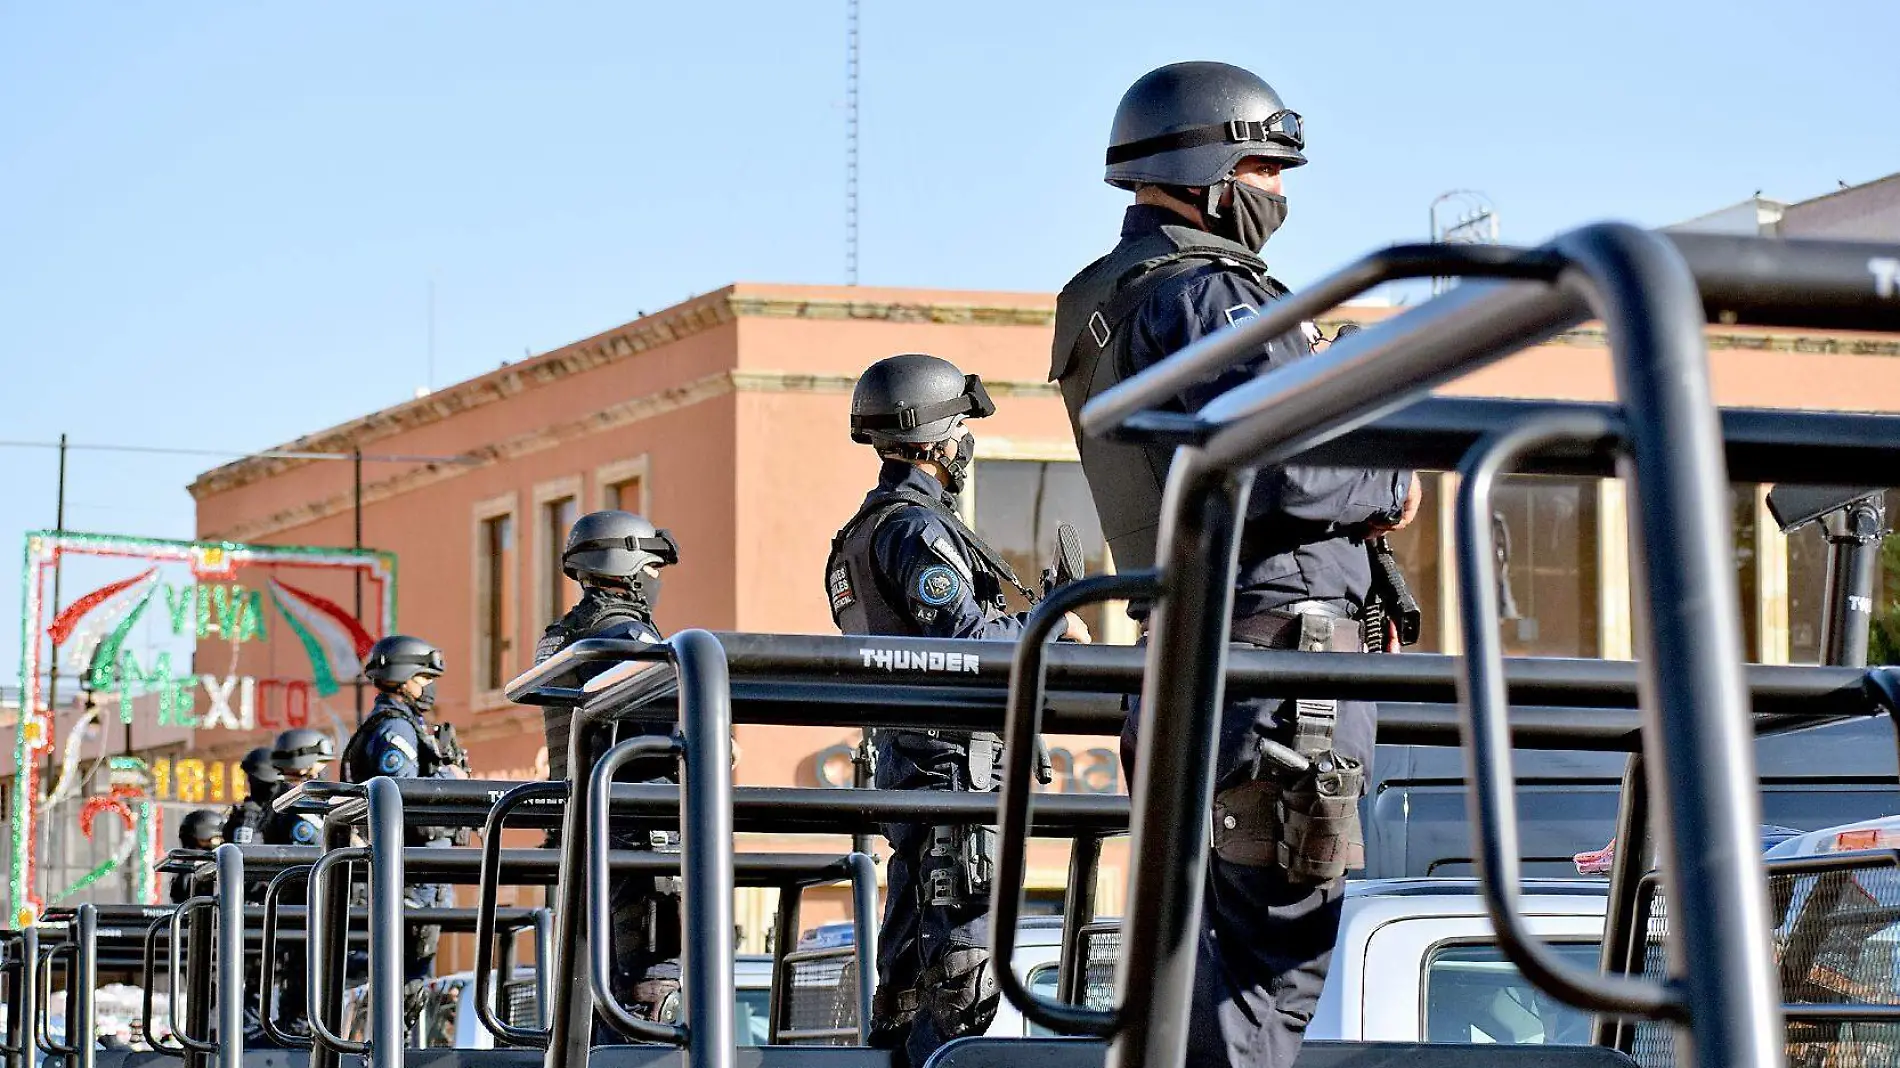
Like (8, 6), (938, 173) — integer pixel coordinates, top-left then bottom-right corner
(191, 290), (1900, 505)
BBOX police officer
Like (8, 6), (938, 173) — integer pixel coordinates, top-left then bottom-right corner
(169, 810), (225, 904)
(265, 728), (335, 846)
(1051, 62), (1419, 1068)
(223, 746), (281, 845)
(533, 511), (684, 1030)
(341, 635), (469, 1028)
(533, 510), (674, 778)
(826, 353), (1090, 1068)
(260, 727), (336, 1038)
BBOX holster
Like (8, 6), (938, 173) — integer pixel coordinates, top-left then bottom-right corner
(925, 823), (997, 909)
(1211, 607), (1368, 884)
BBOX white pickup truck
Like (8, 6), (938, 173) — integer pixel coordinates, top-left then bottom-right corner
(992, 877), (1608, 1047)
(376, 878), (1609, 1049)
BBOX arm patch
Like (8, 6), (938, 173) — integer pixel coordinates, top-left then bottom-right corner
(916, 565), (962, 606)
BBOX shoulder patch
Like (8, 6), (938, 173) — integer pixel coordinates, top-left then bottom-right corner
(929, 536), (973, 581)
(380, 748), (407, 773)
(291, 817), (320, 844)
(1223, 303), (1259, 326)
(916, 565), (961, 607)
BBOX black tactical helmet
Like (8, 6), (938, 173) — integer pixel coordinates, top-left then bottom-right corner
(272, 728), (335, 772)
(240, 745), (282, 784)
(180, 809), (224, 848)
(562, 510), (679, 582)
(1105, 61), (1306, 191)
(849, 354), (995, 447)
(363, 634), (445, 687)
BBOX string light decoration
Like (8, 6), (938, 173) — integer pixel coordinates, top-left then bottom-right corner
(12, 531), (397, 925)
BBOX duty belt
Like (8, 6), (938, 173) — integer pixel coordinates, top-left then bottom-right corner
(1230, 603), (1365, 653)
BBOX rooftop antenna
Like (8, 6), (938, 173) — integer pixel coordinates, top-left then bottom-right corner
(1429, 190), (1499, 295)
(845, 0), (860, 286)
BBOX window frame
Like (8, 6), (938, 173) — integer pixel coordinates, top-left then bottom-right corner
(470, 492), (520, 710)
(531, 475), (584, 630)
(595, 455), (652, 515)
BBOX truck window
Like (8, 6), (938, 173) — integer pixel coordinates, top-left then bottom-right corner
(1423, 941), (1599, 1045)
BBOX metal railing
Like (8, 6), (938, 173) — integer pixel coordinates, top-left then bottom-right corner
(1059, 224), (1900, 1068)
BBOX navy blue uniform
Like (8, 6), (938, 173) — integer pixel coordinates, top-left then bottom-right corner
(343, 694), (464, 986)
(828, 461), (1027, 1068)
(1065, 205), (1410, 1068)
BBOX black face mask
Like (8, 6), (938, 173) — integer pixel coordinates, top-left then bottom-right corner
(1208, 182), (1288, 253)
(635, 572), (662, 609)
(413, 681), (438, 713)
(938, 432), (976, 495)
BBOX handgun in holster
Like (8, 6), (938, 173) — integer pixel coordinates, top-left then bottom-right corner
(1211, 612), (1367, 884)
(926, 823), (997, 909)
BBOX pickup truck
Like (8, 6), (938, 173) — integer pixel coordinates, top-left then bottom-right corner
(796, 879), (1610, 1046)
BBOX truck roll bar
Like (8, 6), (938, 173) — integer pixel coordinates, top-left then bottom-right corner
(585, 734), (689, 1045)
(992, 572), (1158, 1038)
(1454, 410), (1683, 1020)
(305, 847), (370, 1056)
(475, 779), (567, 1049)
(1080, 223), (1889, 1068)
(166, 898), (220, 1056)
(1295, 396), (1900, 486)
(140, 913), (184, 1056)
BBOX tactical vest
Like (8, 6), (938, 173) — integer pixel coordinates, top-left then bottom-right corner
(824, 485), (1027, 636)
(342, 696), (448, 784)
(535, 589), (662, 779)
(1050, 222), (1280, 572)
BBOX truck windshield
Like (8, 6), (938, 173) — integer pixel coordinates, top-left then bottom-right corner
(1423, 941), (1600, 1046)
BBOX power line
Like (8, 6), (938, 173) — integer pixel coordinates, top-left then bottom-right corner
(0, 439), (477, 464)
(845, 0), (860, 286)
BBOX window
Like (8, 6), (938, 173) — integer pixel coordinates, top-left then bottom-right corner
(478, 512), (516, 691)
(1423, 941), (1599, 1045)
(971, 460), (1114, 642)
(1489, 476), (1600, 657)
(606, 477), (642, 513)
(544, 495), (579, 624)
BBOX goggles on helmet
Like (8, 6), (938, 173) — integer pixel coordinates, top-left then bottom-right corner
(274, 742), (332, 763)
(1104, 109), (1304, 167)
(567, 529), (680, 567)
(369, 647), (445, 675)
(850, 375), (996, 438)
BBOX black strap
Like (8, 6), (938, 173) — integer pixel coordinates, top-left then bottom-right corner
(883, 485), (1038, 606)
(1105, 116), (1302, 166)
(830, 488), (1037, 613)
(850, 376), (996, 434)
(1068, 250), (1262, 396)
(568, 531), (679, 565)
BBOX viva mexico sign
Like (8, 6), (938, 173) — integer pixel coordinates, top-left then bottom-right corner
(12, 531), (397, 924)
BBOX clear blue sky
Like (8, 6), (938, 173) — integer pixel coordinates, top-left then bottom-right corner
(3, 0), (1896, 683)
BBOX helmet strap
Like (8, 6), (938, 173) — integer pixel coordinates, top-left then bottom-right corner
(1204, 180), (1229, 221)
